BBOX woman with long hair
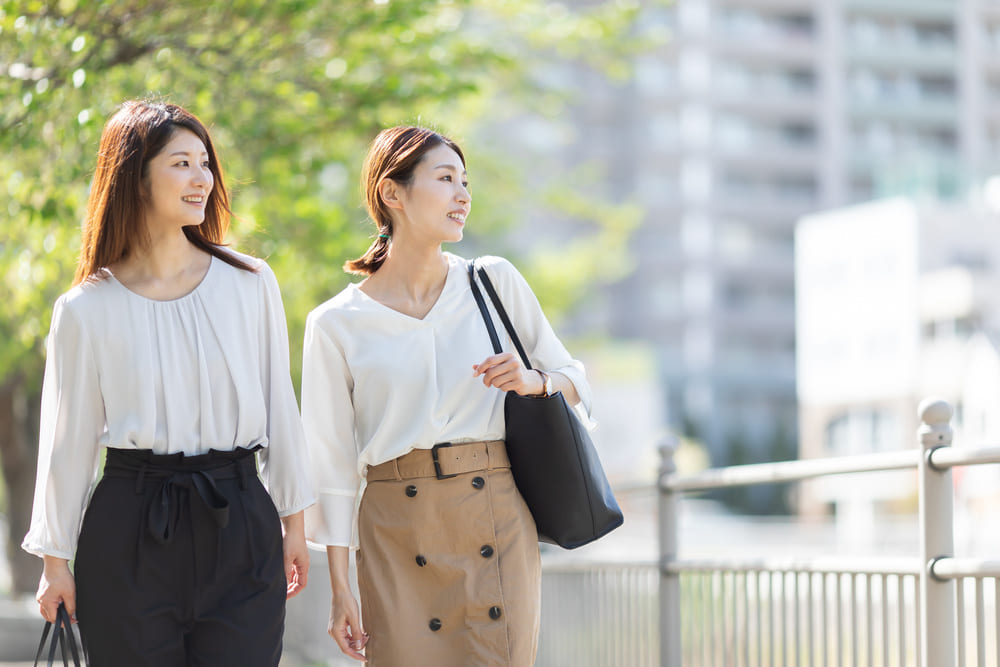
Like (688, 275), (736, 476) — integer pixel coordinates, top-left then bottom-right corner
(22, 99), (315, 666)
(302, 126), (594, 665)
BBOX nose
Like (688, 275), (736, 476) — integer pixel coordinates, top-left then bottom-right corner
(193, 167), (213, 193)
(457, 184), (470, 204)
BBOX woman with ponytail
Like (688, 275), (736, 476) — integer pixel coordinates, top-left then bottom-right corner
(23, 99), (315, 666)
(302, 126), (594, 665)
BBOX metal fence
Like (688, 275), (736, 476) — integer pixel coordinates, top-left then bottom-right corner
(538, 560), (659, 667)
(537, 398), (1000, 667)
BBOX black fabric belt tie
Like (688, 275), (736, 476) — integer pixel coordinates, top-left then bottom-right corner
(102, 446), (261, 586)
(146, 470), (231, 545)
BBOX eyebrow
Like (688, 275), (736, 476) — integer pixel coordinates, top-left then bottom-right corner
(169, 151), (209, 157)
(433, 163), (467, 175)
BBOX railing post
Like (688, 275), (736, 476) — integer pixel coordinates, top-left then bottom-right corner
(659, 436), (682, 667)
(918, 397), (956, 667)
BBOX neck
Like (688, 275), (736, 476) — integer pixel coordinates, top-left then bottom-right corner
(374, 240), (449, 299)
(123, 227), (201, 280)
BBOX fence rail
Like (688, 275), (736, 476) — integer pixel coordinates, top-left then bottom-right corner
(537, 398), (1000, 666)
(654, 397), (1000, 667)
(538, 561), (659, 667)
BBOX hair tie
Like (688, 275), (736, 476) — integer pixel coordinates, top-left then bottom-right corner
(378, 233), (390, 239)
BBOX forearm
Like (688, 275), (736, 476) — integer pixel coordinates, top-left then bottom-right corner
(327, 545), (352, 592)
(280, 510), (305, 536)
(548, 371), (580, 406)
(42, 555), (71, 574)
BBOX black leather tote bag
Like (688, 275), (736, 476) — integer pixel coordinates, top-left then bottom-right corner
(468, 259), (623, 549)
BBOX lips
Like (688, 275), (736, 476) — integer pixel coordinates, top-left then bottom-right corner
(182, 195), (205, 204)
(447, 211), (467, 223)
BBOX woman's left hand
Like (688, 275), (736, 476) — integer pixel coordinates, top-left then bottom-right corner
(473, 352), (544, 396)
(281, 511), (310, 599)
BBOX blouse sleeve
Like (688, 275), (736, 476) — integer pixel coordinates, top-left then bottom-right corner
(301, 311), (361, 548)
(255, 263), (315, 516)
(480, 256), (596, 427)
(21, 295), (106, 560)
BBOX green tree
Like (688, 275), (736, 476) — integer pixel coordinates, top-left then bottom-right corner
(1, 0), (640, 593)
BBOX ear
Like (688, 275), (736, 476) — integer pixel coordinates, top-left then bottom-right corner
(378, 178), (404, 210)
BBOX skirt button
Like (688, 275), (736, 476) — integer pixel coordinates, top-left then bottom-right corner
(405, 485), (418, 497)
(416, 555), (427, 567)
(480, 545), (494, 558)
(471, 476), (485, 489)
(489, 606), (502, 620)
(429, 618), (442, 631)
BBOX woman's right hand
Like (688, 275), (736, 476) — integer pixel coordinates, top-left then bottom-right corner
(37, 555), (75, 623)
(328, 586), (368, 661)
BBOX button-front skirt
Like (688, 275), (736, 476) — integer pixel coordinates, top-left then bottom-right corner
(358, 441), (540, 666)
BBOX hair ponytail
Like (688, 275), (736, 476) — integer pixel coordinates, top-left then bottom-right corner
(344, 230), (391, 275)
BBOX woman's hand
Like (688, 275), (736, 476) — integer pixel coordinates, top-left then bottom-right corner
(37, 556), (75, 623)
(473, 352), (544, 396)
(280, 511), (309, 599)
(329, 585), (368, 661)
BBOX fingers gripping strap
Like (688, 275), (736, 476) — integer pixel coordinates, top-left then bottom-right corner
(474, 263), (532, 370)
(34, 603), (81, 667)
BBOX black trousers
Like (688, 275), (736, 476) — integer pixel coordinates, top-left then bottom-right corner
(74, 447), (286, 667)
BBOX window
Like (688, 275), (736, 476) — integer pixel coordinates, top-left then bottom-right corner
(825, 410), (903, 455)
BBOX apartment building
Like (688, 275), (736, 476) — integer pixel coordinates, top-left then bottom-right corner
(795, 195), (1000, 524)
(589, 0), (1000, 464)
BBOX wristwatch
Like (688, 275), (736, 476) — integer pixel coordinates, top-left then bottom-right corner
(534, 369), (553, 397)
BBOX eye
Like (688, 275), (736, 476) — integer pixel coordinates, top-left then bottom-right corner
(462, 181), (469, 189)
(175, 160), (189, 167)
(441, 175), (452, 182)
(201, 161), (211, 168)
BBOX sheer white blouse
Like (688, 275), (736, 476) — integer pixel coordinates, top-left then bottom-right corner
(22, 251), (316, 560)
(302, 253), (594, 549)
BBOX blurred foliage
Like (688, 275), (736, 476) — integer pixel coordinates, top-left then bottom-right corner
(1, 0), (644, 397)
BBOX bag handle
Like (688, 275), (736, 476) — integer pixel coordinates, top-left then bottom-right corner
(467, 259), (533, 370)
(468, 260), (503, 355)
(34, 603), (82, 667)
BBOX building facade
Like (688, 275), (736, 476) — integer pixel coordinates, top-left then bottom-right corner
(592, 0), (1000, 464)
(795, 195), (1000, 521)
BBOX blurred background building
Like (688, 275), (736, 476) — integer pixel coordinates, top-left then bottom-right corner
(795, 195), (1000, 546)
(545, 0), (1000, 482)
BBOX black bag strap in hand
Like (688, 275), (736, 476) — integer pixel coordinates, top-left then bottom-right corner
(467, 259), (533, 370)
(34, 603), (82, 667)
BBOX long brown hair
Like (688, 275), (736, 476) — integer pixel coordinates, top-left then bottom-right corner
(74, 99), (255, 285)
(345, 126), (466, 276)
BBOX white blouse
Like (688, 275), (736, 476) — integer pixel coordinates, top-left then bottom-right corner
(302, 253), (594, 548)
(22, 251), (316, 560)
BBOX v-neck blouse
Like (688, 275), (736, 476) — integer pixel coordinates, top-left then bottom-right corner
(22, 250), (316, 560)
(301, 253), (594, 548)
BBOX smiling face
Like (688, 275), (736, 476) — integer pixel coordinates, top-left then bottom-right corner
(142, 128), (214, 234)
(386, 143), (471, 245)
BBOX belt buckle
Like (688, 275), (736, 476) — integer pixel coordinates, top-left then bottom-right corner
(431, 442), (457, 480)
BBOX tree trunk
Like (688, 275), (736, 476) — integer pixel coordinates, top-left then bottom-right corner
(0, 377), (42, 594)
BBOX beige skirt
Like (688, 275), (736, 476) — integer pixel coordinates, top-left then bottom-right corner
(357, 440), (541, 666)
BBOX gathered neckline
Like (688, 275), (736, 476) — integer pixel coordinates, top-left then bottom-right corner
(102, 255), (216, 304)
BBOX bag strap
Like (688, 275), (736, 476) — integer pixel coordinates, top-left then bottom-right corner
(468, 260), (502, 354)
(33, 617), (52, 666)
(58, 603), (82, 667)
(467, 259), (533, 370)
(34, 603), (82, 667)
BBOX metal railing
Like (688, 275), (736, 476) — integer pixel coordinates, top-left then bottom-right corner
(536, 398), (1000, 666)
(658, 398), (1000, 667)
(538, 560), (659, 666)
